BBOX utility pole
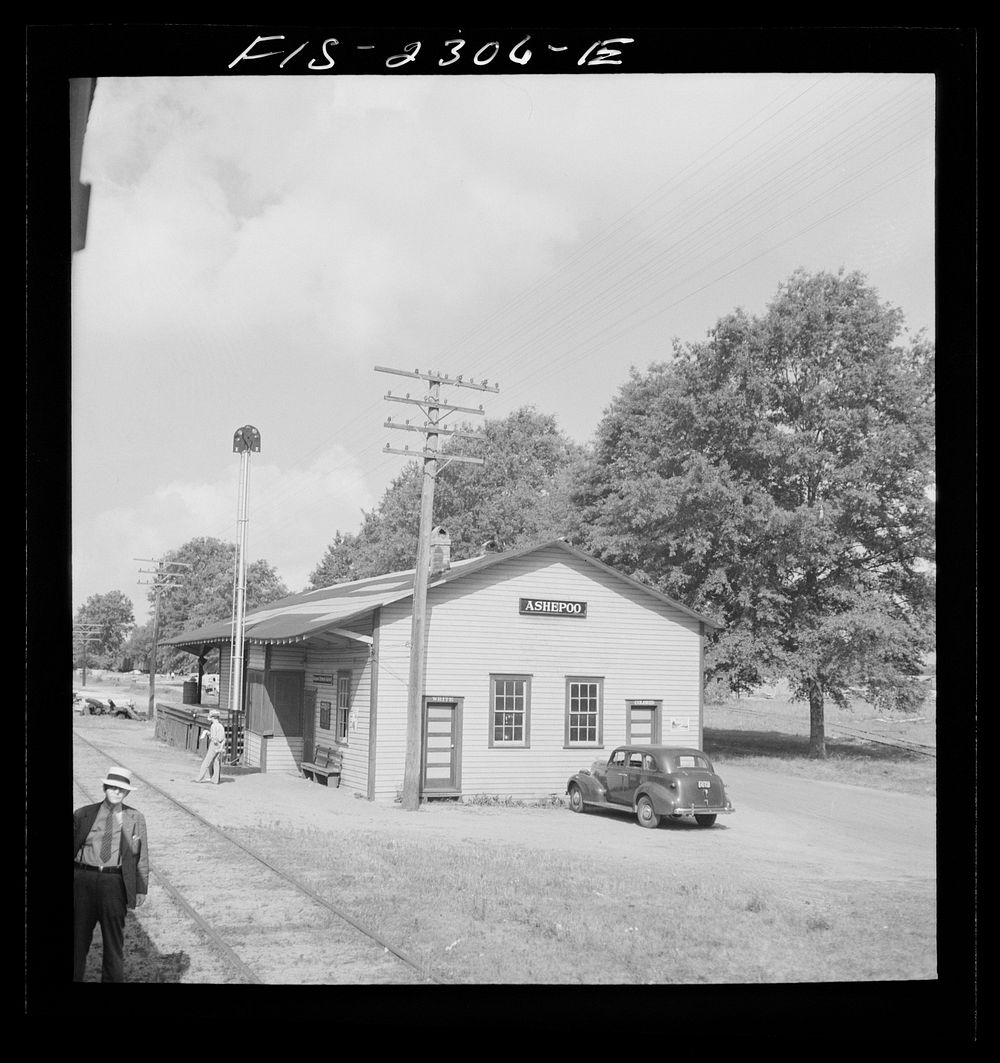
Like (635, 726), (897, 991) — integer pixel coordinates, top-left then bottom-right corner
(230, 425), (260, 766)
(375, 367), (498, 810)
(72, 624), (102, 686)
(137, 559), (190, 724)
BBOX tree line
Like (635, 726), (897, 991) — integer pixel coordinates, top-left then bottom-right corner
(75, 269), (935, 755)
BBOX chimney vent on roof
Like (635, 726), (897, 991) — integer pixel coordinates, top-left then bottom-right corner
(430, 526), (451, 576)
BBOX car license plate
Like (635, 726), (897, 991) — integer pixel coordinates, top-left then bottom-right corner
(698, 780), (711, 788)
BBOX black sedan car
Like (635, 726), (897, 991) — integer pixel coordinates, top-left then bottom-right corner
(567, 745), (734, 828)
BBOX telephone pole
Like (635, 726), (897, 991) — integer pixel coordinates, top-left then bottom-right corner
(137, 558), (190, 724)
(72, 624), (102, 686)
(376, 367), (499, 810)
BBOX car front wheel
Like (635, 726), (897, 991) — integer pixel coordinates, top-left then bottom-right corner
(694, 813), (717, 828)
(636, 795), (660, 829)
(568, 784), (585, 813)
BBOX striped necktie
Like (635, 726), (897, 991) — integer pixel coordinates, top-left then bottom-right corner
(100, 809), (115, 863)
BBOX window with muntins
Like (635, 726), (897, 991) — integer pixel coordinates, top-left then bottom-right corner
(566, 677), (603, 746)
(490, 675), (530, 747)
(335, 670), (351, 742)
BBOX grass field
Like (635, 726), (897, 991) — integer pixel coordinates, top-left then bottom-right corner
(703, 683), (936, 797)
(239, 815), (936, 985)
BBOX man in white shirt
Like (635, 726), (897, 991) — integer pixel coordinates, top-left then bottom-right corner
(196, 709), (227, 784)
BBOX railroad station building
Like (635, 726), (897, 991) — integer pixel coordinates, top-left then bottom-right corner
(164, 539), (721, 801)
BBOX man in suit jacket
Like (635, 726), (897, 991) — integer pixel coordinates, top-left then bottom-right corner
(73, 765), (149, 982)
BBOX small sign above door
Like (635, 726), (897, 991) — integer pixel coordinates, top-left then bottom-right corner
(519, 598), (587, 617)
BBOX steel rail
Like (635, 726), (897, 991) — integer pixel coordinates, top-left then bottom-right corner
(73, 776), (262, 984)
(73, 732), (445, 985)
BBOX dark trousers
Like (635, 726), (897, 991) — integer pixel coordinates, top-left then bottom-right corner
(73, 867), (127, 982)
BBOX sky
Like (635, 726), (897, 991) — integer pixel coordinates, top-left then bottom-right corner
(70, 68), (936, 625)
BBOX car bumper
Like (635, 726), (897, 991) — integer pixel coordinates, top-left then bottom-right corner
(669, 805), (734, 815)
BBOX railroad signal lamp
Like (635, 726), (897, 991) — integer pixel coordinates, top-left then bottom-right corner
(233, 425), (261, 453)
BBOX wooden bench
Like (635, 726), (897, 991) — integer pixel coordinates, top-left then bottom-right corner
(300, 744), (343, 787)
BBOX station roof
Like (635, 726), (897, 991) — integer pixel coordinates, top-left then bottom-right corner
(163, 540), (721, 652)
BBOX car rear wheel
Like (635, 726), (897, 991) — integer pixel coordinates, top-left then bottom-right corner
(636, 795), (660, 829)
(568, 785), (585, 813)
(694, 813), (717, 828)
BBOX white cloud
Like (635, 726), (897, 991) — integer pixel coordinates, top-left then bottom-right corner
(73, 444), (373, 622)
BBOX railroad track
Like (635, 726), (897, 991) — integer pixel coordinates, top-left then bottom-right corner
(73, 731), (443, 985)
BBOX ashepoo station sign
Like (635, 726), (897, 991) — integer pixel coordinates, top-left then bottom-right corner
(518, 598), (587, 618)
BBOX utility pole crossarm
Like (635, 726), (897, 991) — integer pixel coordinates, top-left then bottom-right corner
(374, 365), (500, 393)
(382, 444), (485, 466)
(383, 394), (488, 417)
(384, 419), (486, 440)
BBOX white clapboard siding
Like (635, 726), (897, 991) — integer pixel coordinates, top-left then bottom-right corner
(304, 642), (373, 791)
(264, 735), (304, 774)
(235, 700), (305, 774)
(371, 544), (705, 801)
(269, 644), (307, 670)
(372, 600), (416, 800)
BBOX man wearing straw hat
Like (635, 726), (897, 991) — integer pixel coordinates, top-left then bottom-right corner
(196, 709), (226, 784)
(73, 766), (149, 982)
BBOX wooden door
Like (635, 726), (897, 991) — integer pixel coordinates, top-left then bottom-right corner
(627, 701), (661, 744)
(422, 699), (462, 794)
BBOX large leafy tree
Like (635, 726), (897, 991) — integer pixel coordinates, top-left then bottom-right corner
(576, 269), (935, 756)
(152, 537), (289, 668)
(73, 590), (135, 669)
(309, 407), (588, 586)
(121, 620), (154, 673)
